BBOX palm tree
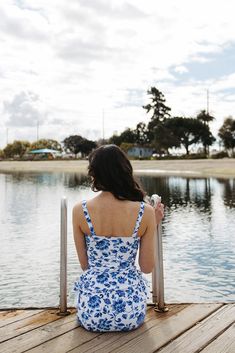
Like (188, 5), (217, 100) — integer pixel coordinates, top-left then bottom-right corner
(196, 110), (215, 155)
(196, 109), (215, 125)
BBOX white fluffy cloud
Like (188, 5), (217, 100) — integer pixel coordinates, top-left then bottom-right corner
(4, 91), (44, 127)
(0, 0), (235, 147)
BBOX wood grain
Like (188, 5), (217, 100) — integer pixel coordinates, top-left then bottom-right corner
(159, 304), (235, 353)
(200, 323), (235, 353)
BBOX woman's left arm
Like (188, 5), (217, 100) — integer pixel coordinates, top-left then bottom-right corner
(72, 204), (88, 271)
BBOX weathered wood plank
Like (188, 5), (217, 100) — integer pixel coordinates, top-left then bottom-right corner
(108, 304), (222, 353)
(0, 304), (231, 353)
(158, 304), (235, 353)
(200, 323), (235, 353)
(0, 311), (77, 353)
(17, 306), (150, 353)
(25, 326), (101, 353)
(0, 310), (25, 321)
(68, 304), (188, 353)
(0, 310), (61, 343)
(0, 310), (44, 328)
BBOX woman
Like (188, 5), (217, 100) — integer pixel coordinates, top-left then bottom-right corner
(73, 145), (164, 332)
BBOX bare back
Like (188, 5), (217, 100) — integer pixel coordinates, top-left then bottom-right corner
(80, 192), (147, 238)
(73, 191), (156, 273)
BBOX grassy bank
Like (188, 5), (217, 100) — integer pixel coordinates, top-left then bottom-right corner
(0, 159), (235, 178)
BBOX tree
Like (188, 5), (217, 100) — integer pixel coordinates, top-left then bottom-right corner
(199, 125), (216, 155)
(79, 138), (97, 157)
(3, 140), (31, 158)
(196, 109), (215, 125)
(152, 122), (181, 155)
(196, 110), (216, 154)
(108, 134), (121, 146)
(134, 122), (149, 145)
(143, 87), (171, 142)
(30, 139), (62, 151)
(143, 87), (171, 123)
(109, 128), (136, 146)
(119, 142), (134, 153)
(63, 135), (96, 157)
(166, 117), (215, 155)
(218, 116), (235, 154)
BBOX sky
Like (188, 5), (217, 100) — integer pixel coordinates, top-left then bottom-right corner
(0, 0), (235, 148)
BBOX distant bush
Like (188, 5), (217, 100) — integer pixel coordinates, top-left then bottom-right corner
(211, 151), (229, 159)
(182, 153), (207, 159)
(0, 149), (4, 160)
(151, 153), (207, 160)
(151, 155), (180, 160)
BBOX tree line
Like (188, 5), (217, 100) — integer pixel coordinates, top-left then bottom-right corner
(0, 136), (96, 159)
(1, 86), (235, 159)
(109, 87), (235, 157)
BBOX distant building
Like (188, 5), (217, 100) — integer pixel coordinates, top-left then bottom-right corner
(127, 145), (154, 158)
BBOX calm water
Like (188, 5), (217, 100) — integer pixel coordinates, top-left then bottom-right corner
(0, 172), (234, 308)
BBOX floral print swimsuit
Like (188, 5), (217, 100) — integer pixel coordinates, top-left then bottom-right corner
(74, 200), (147, 332)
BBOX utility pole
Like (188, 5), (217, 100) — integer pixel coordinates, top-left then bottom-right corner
(102, 109), (105, 141)
(206, 89), (209, 114)
(37, 120), (39, 141)
(6, 128), (9, 145)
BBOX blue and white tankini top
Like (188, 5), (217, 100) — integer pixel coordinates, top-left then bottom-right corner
(74, 200), (147, 332)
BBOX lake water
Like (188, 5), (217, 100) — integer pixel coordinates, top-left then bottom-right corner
(0, 172), (234, 308)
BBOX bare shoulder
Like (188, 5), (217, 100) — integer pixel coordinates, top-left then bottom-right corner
(73, 201), (83, 212)
(143, 203), (155, 219)
(72, 201), (84, 221)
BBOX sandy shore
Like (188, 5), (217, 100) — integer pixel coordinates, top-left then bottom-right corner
(0, 159), (235, 178)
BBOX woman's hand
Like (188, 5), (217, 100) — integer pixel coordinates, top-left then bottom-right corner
(154, 202), (164, 225)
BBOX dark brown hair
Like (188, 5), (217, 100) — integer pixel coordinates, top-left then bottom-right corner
(88, 145), (145, 201)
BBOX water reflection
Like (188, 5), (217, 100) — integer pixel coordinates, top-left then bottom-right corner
(138, 176), (213, 210)
(0, 172), (234, 307)
(63, 173), (89, 189)
(217, 178), (235, 208)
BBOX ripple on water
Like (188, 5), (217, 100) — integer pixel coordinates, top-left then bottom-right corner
(0, 173), (234, 307)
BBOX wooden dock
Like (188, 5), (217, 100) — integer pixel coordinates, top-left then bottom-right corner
(0, 304), (234, 353)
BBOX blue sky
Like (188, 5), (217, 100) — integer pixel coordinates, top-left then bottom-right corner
(171, 43), (235, 81)
(0, 0), (235, 148)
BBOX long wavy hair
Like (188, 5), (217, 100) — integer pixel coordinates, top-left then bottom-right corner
(88, 145), (145, 201)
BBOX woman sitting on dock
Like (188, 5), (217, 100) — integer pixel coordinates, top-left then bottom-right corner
(73, 145), (164, 332)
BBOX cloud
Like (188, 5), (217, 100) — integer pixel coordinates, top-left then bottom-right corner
(114, 88), (145, 109)
(62, 4), (106, 33)
(174, 66), (189, 74)
(56, 36), (117, 63)
(48, 117), (65, 125)
(0, 3), (48, 42)
(4, 91), (47, 127)
(1, 0), (235, 148)
(77, 0), (147, 19)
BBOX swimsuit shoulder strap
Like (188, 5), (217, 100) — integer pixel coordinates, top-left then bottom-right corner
(81, 200), (96, 236)
(132, 201), (145, 238)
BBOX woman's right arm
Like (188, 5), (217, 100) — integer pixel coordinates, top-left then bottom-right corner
(72, 203), (89, 271)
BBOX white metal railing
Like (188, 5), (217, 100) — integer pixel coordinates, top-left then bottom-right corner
(59, 197), (70, 315)
(59, 195), (168, 314)
(151, 194), (168, 312)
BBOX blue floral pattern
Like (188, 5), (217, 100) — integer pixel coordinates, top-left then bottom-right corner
(74, 200), (147, 332)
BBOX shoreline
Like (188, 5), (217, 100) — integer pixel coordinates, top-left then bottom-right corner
(0, 159), (235, 178)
